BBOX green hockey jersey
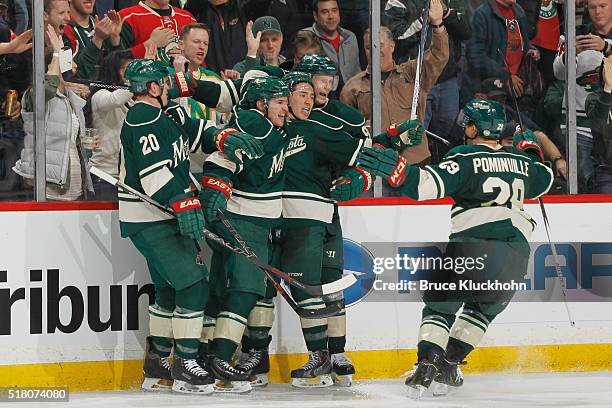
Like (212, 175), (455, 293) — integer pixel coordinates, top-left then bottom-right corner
(282, 119), (364, 226)
(118, 101), (219, 237)
(396, 144), (554, 241)
(204, 108), (290, 226)
(309, 99), (370, 140)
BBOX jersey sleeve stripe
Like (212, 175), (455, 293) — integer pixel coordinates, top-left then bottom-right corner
(530, 162), (555, 200)
(215, 80), (239, 113)
(189, 119), (206, 153)
(205, 151), (239, 173)
(141, 166), (175, 197)
(347, 138), (365, 167)
(424, 165), (445, 198)
(417, 168), (441, 200)
(139, 160), (173, 178)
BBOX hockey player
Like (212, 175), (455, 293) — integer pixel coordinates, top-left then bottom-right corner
(275, 71), (370, 388)
(235, 59), (423, 387)
(118, 59), (263, 394)
(299, 53), (422, 384)
(357, 99), (554, 398)
(199, 76), (291, 393)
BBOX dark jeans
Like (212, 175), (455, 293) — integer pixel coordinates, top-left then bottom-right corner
(340, 8), (369, 69)
(424, 77), (460, 143)
(577, 134), (595, 193)
(91, 175), (118, 201)
(595, 166), (612, 194)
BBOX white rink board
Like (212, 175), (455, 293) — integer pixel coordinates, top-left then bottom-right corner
(0, 202), (611, 366)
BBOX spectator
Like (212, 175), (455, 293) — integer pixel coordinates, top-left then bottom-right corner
(385, 0), (472, 142)
(303, 0), (360, 97)
(279, 29), (323, 70)
(170, 22), (227, 174)
(0, 26), (31, 198)
(340, 6), (449, 167)
(233, 16), (286, 77)
(553, 0), (612, 191)
(586, 54), (612, 192)
(256, 0), (304, 58)
(466, 0), (540, 100)
(13, 25), (94, 200)
(339, 0), (368, 67)
(475, 77), (541, 129)
(579, 0), (612, 54)
(524, 0), (562, 88)
(72, 9), (123, 79)
(64, 0), (96, 58)
(44, 0), (71, 37)
(0, 27), (30, 54)
(499, 121), (568, 179)
(119, 0), (196, 59)
(89, 49), (134, 200)
(185, 0), (257, 74)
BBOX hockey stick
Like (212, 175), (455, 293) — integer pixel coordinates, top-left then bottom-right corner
(425, 129), (451, 147)
(215, 209), (357, 297)
(410, 0), (431, 121)
(90, 167), (350, 310)
(90, 167), (346, 318)
(496, 50), (575, 326)
(187, 172), (356, 297)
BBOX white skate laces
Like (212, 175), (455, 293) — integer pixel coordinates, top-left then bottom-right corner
(160, 357), (172, 371)
(184, 359), (208, 376)
(303, 351), (322, 370)
(240, 349), (264, 371)
(332, 353), (352, 367)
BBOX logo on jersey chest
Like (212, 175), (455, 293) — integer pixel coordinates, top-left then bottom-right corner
(539, 0), (557, 19)
(172, 135), (190, 167)
(286, 135), (307, 156)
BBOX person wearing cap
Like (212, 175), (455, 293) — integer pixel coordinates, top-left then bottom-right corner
(233, 16), (287, 77)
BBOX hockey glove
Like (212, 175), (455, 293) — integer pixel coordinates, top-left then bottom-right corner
(330, 167), (372, 202)
(357, 147), (409, 188)
(514, 128), (544, 163)
(167, 71), (197, 99)
(215, 128), (265, 165)
(373, 119), (424, 150)
(170, 192), (205, 241)
(200, 175), (232, 225)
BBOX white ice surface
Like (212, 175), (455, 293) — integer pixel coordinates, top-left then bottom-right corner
(23, 371), (612, 408)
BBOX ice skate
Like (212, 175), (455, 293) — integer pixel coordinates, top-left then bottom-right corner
(171, 356), (215, 394)
(236, 348), (270, 387)
(331, 352), (355, 386)
(404, 359), (439, 399)
(291, 350), (333, 388)
(208, 355), (252, 394)
(432, 359), (465, 396)
(141, 337), (173, 391)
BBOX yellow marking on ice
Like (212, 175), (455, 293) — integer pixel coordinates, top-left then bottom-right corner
(1, 344), (611, 391)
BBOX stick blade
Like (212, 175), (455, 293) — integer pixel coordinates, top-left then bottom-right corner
(296, 302), (342, 319)
(321, 274), (358, 296)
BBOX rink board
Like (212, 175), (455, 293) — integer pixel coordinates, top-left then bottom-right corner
(0, 197), (611, 390)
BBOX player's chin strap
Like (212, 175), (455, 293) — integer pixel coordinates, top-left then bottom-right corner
(497, 49), (575, 327)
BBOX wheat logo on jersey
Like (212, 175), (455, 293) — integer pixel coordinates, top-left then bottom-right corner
(172, 135), (190, 167)
(342, 239), (376, 307)
(269, 148), (287, 178)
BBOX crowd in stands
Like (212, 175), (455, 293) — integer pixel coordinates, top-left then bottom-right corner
(0, 0), (611, 201)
